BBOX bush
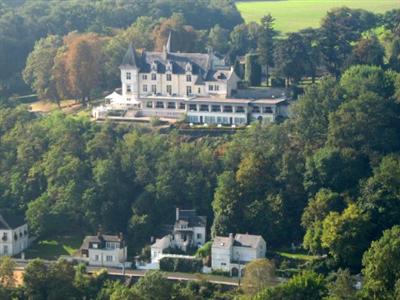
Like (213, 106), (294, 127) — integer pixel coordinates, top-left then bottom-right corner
(149, 116), (162, 127)
(271, 77), (286, 87)
(159, 257), (203, 273)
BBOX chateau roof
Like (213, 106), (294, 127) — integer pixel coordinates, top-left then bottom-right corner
(121, 43), (140, 68)
(0, 210), (26, 230)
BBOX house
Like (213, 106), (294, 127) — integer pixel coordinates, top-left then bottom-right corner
(93, 32), (289, 125)
(150, 208), (206, 263)
(0, 211), (29, 256)
(211, 233), (266, 277)
(79, 233), (127, 268)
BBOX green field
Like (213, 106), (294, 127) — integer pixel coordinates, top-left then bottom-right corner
(236, 0), (400, 33)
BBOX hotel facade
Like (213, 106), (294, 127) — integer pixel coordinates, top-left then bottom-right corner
(93, 34), (289, 125)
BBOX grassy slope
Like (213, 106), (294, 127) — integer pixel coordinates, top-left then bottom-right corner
(25, 235), (83, 260)
(236, 0), (400, 33)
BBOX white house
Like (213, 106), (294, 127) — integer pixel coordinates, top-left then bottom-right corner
(0, 211), (29, 256)
(150, 208), (206, 263)
(211, 233), (266, 277)
(79, 233), (127, 268)
(93, 32), (289, 125)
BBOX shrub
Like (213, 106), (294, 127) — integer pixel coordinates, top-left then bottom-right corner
(159, 257), (203, 273)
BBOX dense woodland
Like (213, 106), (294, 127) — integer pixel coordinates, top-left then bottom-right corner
(1, 0), (400, 299)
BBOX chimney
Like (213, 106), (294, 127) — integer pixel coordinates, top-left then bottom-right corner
(118, 232), (123, 240)
(229, 233), (234, 241)
(176, 207), (180, 221)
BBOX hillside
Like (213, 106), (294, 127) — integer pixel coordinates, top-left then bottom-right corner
(236, 0), (400, 32)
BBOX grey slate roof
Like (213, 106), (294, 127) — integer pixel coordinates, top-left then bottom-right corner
(212, 236), (233, 249)
(234, 234), (263, 248)
(177, 209), (207, 227)
(0, 210), (26, 230)
(80, 234), (124, 250)
(121, 43), (140, 68)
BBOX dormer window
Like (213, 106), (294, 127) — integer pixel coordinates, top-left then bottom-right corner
(151, 73), (157, 81)
(151, 62), (157, 72)
(166, 62), (172, 72)
(166, 74), (172, 81)
(185, 63), (192, 73)
(126, 72), (131, 80)
(186, 75), (192, 82)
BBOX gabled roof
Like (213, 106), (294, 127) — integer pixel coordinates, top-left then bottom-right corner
(212, 236), (233, 249)
(121, 43), (140, 68)
(176, 209), (206, 227)
(80, 234), (124, 250)
(0, 210), (26, 230)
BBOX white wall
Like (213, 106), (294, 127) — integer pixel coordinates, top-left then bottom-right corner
(88, 246), (127, 267)
(211, 246), (232, 272)
(0, 224), (29, 256)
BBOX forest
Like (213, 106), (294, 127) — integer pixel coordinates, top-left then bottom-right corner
(1, 0), (400, 299)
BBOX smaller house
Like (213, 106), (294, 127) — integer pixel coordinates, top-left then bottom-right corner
(0, 211), (29, 256)
(211, 233), (266, 277)
(79, 233), (127, 268)
(150, 208), (206, 264)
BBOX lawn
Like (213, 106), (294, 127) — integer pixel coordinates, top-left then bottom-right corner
(277, 251), (319, 261)
(25, 235), (83, 260)
(236, 0), (400, 33)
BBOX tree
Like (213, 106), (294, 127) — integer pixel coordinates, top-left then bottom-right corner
(274, 33), (312, 86)
(326, 269), (358, 300)
(302, 189), (346, 254)
(132, 271), (172, 300)
(255, 271), (327, 300)
(318, 8), (377, 77)
(244, 53), (262, 86)
(328, 92), (400, 157)
(358, 154), (400, 240)
(22, 35), (62, 102)
(362, 225), (400, 299)
(242, 259), (276, 296)
(350, 35), (385, 67)
(0, 257), (15, 288)
(23, 259), (50, 299)
(321, 204), (371, 270)
(257, 14), (277, 85)
(208, 24), (230, 54)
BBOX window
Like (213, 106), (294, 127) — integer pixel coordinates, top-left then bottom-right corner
(198, 87), (201, 94)
(126, 85), (131, 93)
(221, 262), (226, 266)
(127, 98), (131, 102)
(143, 85), (148, 92)
(126, 72), (131, 80)
(92, 243), (98, 249)
(94, 255), (99, 261)
(186, 86), (192, 96)
(2, 233), (7, 241)
(215, 85), (219, 91)
(263, 106), (273, 113)
(166, 74), (172, 81)
(146, 101), (153, 108)
(3, 245), (8, 255)
(151, 85), (157, 94)
(142, 74), (147, 80)
(156, 101), (164, 108)
(189, 104), (197, 111)
(200, 104), (209, 112)
(236, 106), (245, 113)
(252, 106), (260, 113)
(151, 73), (157, 81)
(211, 105), (221, 112)
(167, 102), (176, 109)
(186, 75), (192, 82)
(106, 255), (113, 262)
(106, 242), (116, 250)
(208, 85), (214, 91)
(179, 103), (186, 110)
(223, 105), (233, 113)
(167, 85), (172, 95)
(197, 233), (202, 239)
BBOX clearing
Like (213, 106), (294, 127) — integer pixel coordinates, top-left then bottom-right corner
(236, 0), (400, 33)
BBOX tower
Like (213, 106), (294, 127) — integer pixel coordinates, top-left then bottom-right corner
(120, 43), (140, 101)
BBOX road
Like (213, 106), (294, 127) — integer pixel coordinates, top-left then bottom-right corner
(13, 259), (240, 286)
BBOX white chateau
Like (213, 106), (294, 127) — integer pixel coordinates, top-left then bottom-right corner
(93, 33), (289, 125)
(79, 233), (128, 268)
(0, 211), (29, 256)
(211, 233), (266, 277)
